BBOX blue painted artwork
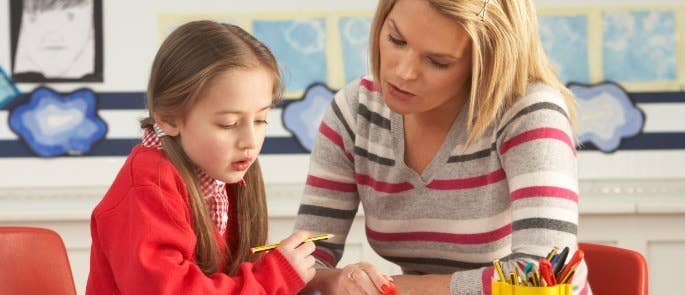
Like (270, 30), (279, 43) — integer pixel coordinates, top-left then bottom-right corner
(9, 87), (107, 157)
(0, 67), (20, 109)
(570, 82), (644, 153)
(253, 19), (328, 93)
(538, 15), (590, 84)
(339, 17), (372, 83)
(603, 10), (677, 82)
(282, 83), (335, 151)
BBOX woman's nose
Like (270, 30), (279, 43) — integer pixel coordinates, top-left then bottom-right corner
(395, 53), (419, 81)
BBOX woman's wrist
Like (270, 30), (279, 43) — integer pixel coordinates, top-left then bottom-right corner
(300, 268), (341, 294)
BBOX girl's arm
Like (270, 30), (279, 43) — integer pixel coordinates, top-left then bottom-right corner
(91, 185), (304, 295)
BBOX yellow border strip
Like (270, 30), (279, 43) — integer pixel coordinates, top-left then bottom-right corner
(159, 6), (683, 94)
(587, 8), (603, 84)
(677, 7), (685, 90)
(158, 11), (373, 98)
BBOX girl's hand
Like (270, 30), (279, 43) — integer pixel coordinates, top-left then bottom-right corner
(276, 231), (317, 283)
(338, 262), (394, 294)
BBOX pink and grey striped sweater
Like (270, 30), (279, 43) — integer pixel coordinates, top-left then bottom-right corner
(294, 77), (591, 295)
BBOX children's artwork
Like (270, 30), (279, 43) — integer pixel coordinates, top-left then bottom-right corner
(538, 14), (590, 84)
(339, 16), (372, 83)
(252, 18), (328, 94)
(0, 67), (20, 109)
(282, 83), (335, 151)
(8, 87), (107, 157)
(9, 0), (104, 82)
(602, 10), (677, 82)
(570, 82), (645, 153)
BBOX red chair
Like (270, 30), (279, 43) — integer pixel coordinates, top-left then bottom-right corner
(0, 227), (76, 295)
(579, 242), (648, 295)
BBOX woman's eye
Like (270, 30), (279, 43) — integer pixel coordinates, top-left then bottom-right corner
(429, 58), (450, 69)
(256, 120), (269, 125)
(387, 34), (406, 46)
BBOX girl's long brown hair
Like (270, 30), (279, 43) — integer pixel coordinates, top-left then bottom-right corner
(140, 20), (282, 275)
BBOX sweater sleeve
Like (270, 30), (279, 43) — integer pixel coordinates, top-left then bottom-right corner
(293, 81), (361, 269)
(93, 185), (304, 295)
(450, 92), (589, 295)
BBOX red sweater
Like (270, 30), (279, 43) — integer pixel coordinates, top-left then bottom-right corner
(86, 145), (304, 294)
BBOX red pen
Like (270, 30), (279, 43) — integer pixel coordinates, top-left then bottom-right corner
(539, 258), (557, 286)
(556, 249), (584, 283)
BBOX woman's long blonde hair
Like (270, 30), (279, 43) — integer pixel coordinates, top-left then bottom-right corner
(140, 20), (282, 275)
(370, 0), (575, 145)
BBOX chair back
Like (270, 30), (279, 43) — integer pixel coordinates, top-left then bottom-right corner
(579, 242), (648, 295)
(0, 227), (77, 295)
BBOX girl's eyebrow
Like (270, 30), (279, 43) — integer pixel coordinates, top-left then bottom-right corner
(214, 104), (272, 115)
(388, 19), (462, 61)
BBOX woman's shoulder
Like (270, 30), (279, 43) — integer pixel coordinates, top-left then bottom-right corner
(496, 83), (573, 139)
(509, 82), (569, 114)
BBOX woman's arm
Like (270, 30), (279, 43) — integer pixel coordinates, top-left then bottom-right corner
(293, 83), (362, 265)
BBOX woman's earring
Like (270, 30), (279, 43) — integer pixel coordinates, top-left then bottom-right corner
(153, 123), (167, 137)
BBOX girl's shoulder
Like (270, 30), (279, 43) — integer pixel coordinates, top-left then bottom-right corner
(126, 145), (184, 189)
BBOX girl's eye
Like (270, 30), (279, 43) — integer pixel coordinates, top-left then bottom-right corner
(256, 120), (269, 125)
(429, 58), (450, 69)
(387, 34), (406, 46)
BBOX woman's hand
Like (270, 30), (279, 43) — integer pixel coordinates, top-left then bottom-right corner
(276, 230), (317, 283)
(338, 262), (394, 294)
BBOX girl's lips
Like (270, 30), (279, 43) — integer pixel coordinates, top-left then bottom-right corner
(231, 157), (253, 171)
(386, 82), (416, 101)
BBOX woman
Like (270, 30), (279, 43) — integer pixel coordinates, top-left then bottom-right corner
(295, 0), (590, 294)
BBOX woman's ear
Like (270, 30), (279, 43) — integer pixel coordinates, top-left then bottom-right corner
(153, 115), (181, 137)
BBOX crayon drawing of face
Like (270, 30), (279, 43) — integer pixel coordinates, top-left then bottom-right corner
(14, 0), (94, 78)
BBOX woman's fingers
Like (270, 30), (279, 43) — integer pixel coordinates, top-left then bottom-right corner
(357, 262), (391, 292)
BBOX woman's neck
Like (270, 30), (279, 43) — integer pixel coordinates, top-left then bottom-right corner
(403, 90), (467, 134)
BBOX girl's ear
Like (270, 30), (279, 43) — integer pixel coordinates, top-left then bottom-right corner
(153, 115), (181, 137)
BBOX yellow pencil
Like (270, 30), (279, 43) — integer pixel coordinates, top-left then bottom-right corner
(250, 233), (334, 254)
(493, 259), (506, 282)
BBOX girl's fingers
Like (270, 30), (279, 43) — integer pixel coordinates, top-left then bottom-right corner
(278, 230), (310, 249)
(296, 240), (316, 256)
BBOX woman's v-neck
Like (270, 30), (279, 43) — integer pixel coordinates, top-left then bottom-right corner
(389, 107), (467, 186)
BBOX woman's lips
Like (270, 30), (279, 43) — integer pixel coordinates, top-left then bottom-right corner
(386, 82), (416, 101)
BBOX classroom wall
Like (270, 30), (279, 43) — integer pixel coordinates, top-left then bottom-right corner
(1, 0), (684, 294)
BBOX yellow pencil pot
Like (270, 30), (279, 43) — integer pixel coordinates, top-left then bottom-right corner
(491, 281), (572, 295)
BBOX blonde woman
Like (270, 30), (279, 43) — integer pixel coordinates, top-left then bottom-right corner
(294, 0), (591, 294)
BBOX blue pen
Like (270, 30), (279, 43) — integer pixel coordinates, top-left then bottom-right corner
(553, 247), (570, 275)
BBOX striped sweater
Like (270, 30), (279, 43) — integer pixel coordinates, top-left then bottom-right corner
(294, 77), (591, 295)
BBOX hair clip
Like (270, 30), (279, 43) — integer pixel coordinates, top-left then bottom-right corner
(477, 0), (490, 21)
(152, 123), (167, 137)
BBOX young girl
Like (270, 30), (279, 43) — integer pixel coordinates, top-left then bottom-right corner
(295, 0), (591, 294)
(87, 20), (316, 294)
